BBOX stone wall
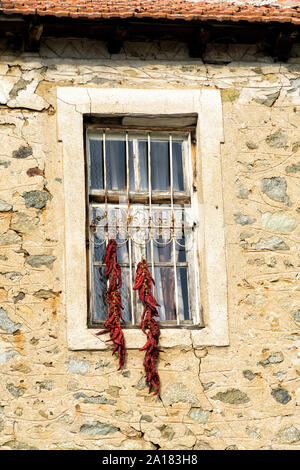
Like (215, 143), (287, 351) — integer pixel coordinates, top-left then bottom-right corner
(0, 36), (300, 450)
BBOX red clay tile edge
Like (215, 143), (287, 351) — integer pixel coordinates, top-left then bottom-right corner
(0, 1), (299, 25)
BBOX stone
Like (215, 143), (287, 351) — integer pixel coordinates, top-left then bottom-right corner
(194, 440), (213, 450)
(30, 337), (39, 345)
(12, 145), (33, 159)
(106, 386), (121, 398)
(26, 255), (56, 268)
(27, 167), (44, 177)
(275, 370), (288, 381)
(9, 78), (31, 100)
(243, 370), (257, 381)
(258, 352), (284, 368)
(10, 212), (39, 233)
(203, 382), (215, 391)
(268, 352), (284, 364)
(188, 407), (211, 424)
(246, 141), (259, 150)
(11, 363), (31, 374)
(244, 294), (267, 309)
(240, 232), (253, 241)
(0, 160), (11, 168)
(95, 360), (111, 369)
(2, 440), (38, 450)
(13, 292), (25, 304)
(265, 129), (288, 148)
(212, 388), (250, 405)
(271, 387), (292, 405)
(0, 350), (19, 364)
(6, 383), (25, 398)
(0, 199), (12, 212)
(66, 359), (90, 375)
(0, 76), (15, 105)
(262, 212), (296, 233)
(261, 177), (290, 205)
(161, 383), (199, 407)
(0, 230), (22, 245)
(22, 190), (51, 209)
(141, 415), (153, 422)
(250, 236), (289, 251)
(136, 376), (148, 390)
(285, 163), (300, 173)
(2, 272), (22, 282)
(37, 381), (53, 391)
(255, 91), (279, 107)
(267, 257), (277, 267)
(7, 79), (49, 111)
(291, 309), (300, 323)
(233, 214), (256, 225)
(33, 289), (57, 299)
(0, 308), (21, 334)
(158, 424), (175, 440)
(246, 427), (261, 439)
(74, 392), (116, 405)
(276, 426), (300, 444)
(80, 421), (119, 436)
(236, 184), (250, 199)
(221, 88), (240, 102)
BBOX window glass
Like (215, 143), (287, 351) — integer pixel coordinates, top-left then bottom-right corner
(89, 135), (185, 193)
(106, 140), (126, 191)
(151, 141), (170, 191)
(88, 131), (196, 327)
(173, 141), (185, 191)
(89, 139), (103, 190)
(138, 140), (148, 191)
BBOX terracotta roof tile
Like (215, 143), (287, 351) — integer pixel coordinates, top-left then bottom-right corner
(0, 1), (300, 25)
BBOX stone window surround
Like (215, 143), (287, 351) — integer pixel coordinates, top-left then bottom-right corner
(57, 87), (229, 350)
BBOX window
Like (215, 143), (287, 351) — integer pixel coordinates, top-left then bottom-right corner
(57, 88), (229, 350)
(87, 127), (201, 328)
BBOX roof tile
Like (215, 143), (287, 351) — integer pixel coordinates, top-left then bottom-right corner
(0, 1), (299, 25)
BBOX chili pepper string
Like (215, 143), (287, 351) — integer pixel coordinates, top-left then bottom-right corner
(133, 258), (162, 395)
(96, 239), (126, 369)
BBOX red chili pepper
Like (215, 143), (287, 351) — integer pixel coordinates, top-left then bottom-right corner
(133, 258), (161, 395)
(97, 239), (126, 370)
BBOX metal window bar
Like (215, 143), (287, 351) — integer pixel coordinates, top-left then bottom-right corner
(89, 130), (196, 327)
(90, 204), (192, 326)
(169, 133), (180, 325)
(147, 133), (156, 298)
(125, 132), (135, 326)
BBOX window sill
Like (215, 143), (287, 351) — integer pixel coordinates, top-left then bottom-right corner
(68, 325), (229, 350)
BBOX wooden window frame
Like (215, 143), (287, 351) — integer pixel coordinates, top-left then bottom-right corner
(86, 128), (202, 329)
(57, 88), (229, 350)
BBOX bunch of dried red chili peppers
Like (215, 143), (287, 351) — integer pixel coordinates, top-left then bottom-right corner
(96, 239), (126, 370)
(97, 240), (161, 394)
(134, 258), (161, 395)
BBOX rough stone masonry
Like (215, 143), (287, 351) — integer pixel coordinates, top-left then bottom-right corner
(0, 35), (300, 450)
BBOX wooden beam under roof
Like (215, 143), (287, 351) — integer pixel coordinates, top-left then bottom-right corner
(0, 14), (298, 60)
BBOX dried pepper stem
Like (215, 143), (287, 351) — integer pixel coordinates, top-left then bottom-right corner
(133, 258), (162, 394)
(96, 239), (126, 369)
